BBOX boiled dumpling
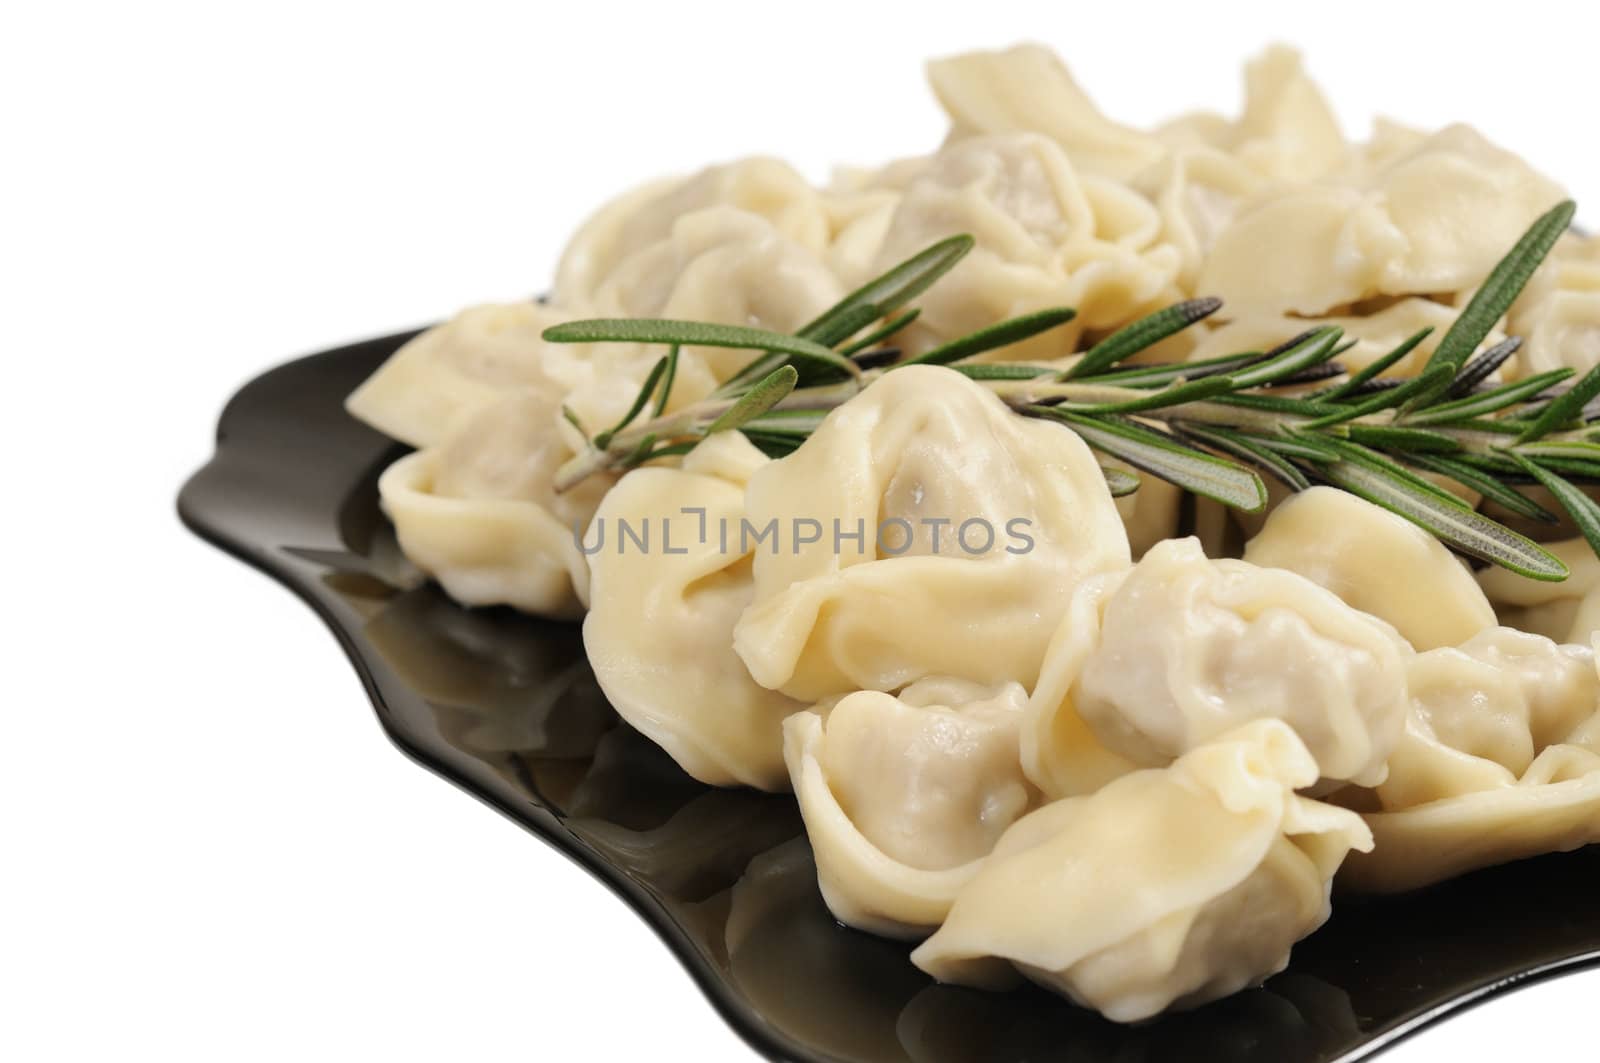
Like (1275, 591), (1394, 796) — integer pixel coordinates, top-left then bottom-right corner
(911, 720), (1372, 1022)
(1198, 186), (1404, 317)
(926, 43), (1165, 182)
(346, 302), (596, 449)
(1243, 487), (1497, 650)
(817, 182), (904, 289)
(1134, 146), (1263, 291)
(1020, 571), (1142, 800)
(1364, 125), (1566, 297)
(586, 207), (847, 388)
(1200, 124), (1564, 317)
(863, 133), (1180, 360)
(1376, 629), (1597, 801)
(1072, 537), (1410, 786)
(1222, 46), (1346, 182)
(1144, 48), (1346, 288)
(1478, 538), (1600, 645)
(1341, 629), (1600, 892)
(1507, 232), (1600, 378)
(1155, 47), (1346, 184)
(783, 677), (1034, 938)
(733, 365), (1132, 702)
(1344, 117), (1430, 178)
(377, 391), (615, 619)
(553, 156), (830, 306)
(583, 432), (804, 790)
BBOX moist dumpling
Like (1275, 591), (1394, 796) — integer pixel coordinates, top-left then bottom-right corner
(1342, 630), (1600, 893)
(783, 678), (1034, 938)
(911, 720), (1371, 1022)
(1243, 487), (1496, 650)
(583, 433), (804, 790)
(733, 365), (1131, 702)
(1072, 538), (1410, 786)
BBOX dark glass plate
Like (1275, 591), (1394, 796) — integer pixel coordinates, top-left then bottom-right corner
(179, 330), (1600, 1063)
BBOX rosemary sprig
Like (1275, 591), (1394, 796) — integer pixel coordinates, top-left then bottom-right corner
(900, 306), (1076, 367)
(543, 199), (1590, 582)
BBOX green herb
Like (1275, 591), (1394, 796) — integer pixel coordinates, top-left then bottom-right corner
(1404, 199), (1576, 409)
(900, 307), (1076, 367)
(705, 366), (799, 435)
(1064, 298), (1223, 380)
(1101, 466), (1142, 497)
(544, 200), (1589, 580)
(798, 234), (973, 346)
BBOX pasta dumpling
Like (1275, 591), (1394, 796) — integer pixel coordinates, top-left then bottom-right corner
(1198, 186), (1405, 318)
(1020, 571), (1142, 801)
(1200, 125), (1565, 318)
(1072, 538), (1410, 786)
(926, 43), (1165, 182)
(1341, 629), (1600, 892)
(1478, 538), (1600, 645)
(783, 677), (1034, 938)
(863, 133), (1179, 360)
(1243, 487), (1497, 650)
(1507, 233), (1600, 378)
(1365, 125), (1567, 297)
(1156, 46), (1346, 184)
(377, 391), (615, 619)
(1134, 146), (1263, 291)
(911, 720), (1372, 1021)
(553, 156), (830, 306)
(346, 302), (595, 449)
(587, 207), (847, 388)
(583, 432), (804, 790)
(733, 365), (1131, 702)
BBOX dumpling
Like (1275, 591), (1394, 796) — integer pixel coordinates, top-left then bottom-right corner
(1134, 146), (1264, 291)
(583, 432), (804, 790)
(1243, 487), (1497, 650)
(377, 391), (615, 619)
(732, 365), (1132, 702)
(1200, 124), (1565, 317)
(911, 720), (1372, 1022)
(1020, 571), (1142, 801)
(863, 134), (1180, 360)
(1071, 537), (1410, 786)
(553, 156), (830, 306)
(1344, 117), (1430, 178)
(1155, 47), (1346, 184)
(1363, 124), (1567, 297)
(1340, 629), (1600, 892)
(783, 677), (1034, 938)
(1222, 46), (1347, 182)
(587, 207), (847, 388)
(818, 182), (904, 289)
(1477, 538), (1600, 645)
(346, 302), (596, 449)
(1197, 186), (1405, 317)
(1507, 232), (1600, 378)
(926, 43), (1166, 182)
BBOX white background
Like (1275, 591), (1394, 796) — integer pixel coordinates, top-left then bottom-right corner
(4, 1), (1597, 1059)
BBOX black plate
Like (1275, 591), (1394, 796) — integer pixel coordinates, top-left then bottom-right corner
(179, 330), (1600, 1063)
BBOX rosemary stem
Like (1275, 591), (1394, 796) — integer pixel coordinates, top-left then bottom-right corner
(553, 378), (871, 492)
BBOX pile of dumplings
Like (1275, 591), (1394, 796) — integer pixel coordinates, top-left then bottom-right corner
(345, 43), (1600, 1021)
